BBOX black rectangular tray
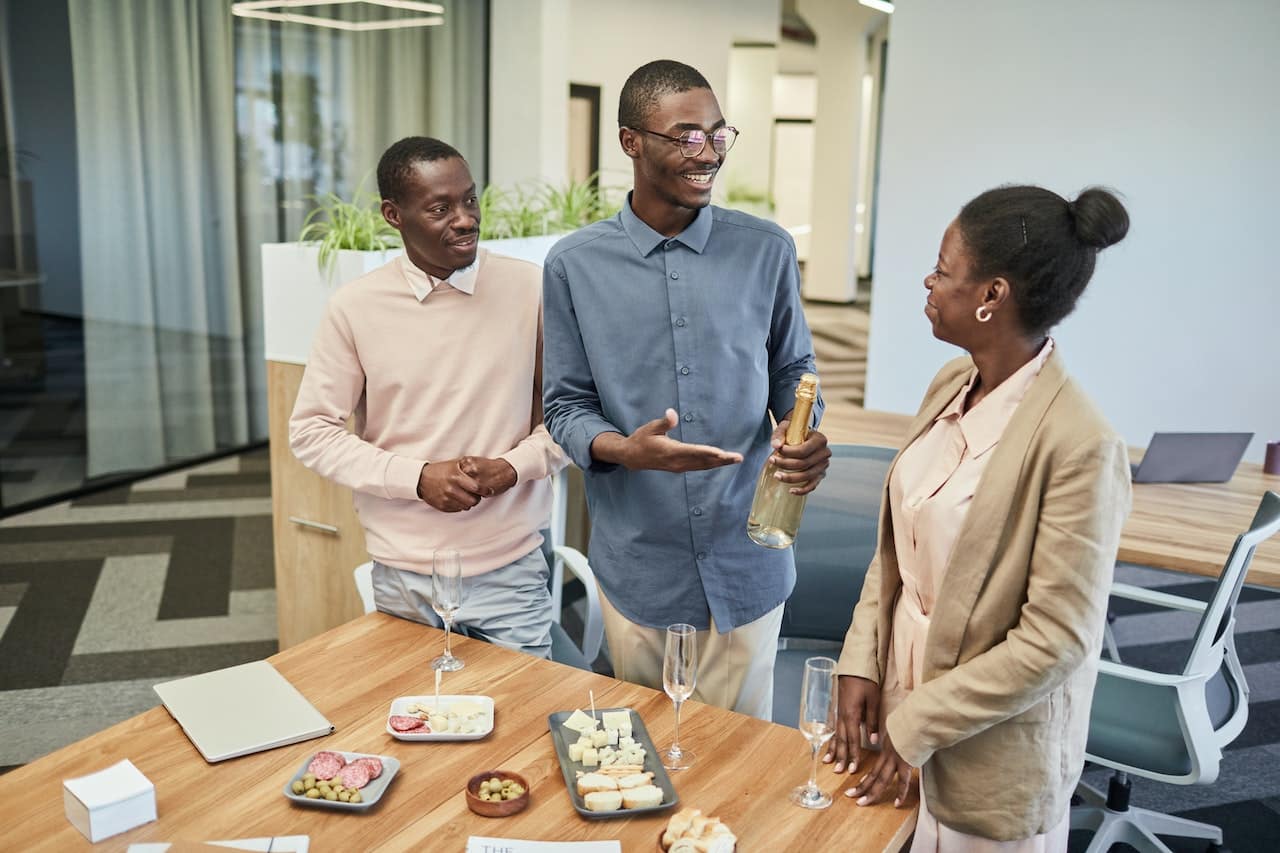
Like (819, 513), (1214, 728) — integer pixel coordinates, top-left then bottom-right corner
(547, 707), (678, 819)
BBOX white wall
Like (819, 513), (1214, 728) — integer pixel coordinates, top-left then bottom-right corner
(865, 0), (1280, 462)
(491, 0), (780, 196)
(488, 0), (569, 190)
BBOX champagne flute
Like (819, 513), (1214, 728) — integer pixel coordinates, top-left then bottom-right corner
(662, 623), (698, 770)
(791, 656), (837, 809)
(430, 549), (464, 672)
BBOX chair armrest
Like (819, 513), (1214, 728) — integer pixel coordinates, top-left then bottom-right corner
(1097, 658), (1198, 688)
(553, 545), (604, 664)
(1109, 582), (1208, 613)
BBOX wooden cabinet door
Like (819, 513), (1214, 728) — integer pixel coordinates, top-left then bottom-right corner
(268, 360), (370, 648)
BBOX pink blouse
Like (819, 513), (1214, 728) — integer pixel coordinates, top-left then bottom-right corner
(882, 339), (1055, 713)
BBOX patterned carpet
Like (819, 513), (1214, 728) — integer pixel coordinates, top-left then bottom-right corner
(0, 447), (275, 772)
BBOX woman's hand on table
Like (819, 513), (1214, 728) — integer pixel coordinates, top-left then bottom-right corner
(846, 730), (914, 809)
(824, 674), (880, 774)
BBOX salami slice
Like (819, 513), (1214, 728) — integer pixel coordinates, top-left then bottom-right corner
(353, 757), (383, 780)
(307, 752), (345, 781)
(389, 714), (426, 732)
(339, 762), (373, 789)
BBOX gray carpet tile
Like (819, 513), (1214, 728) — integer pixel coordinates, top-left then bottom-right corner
(0, 581), (26, 606)
(0, 677), (168, 766)
(0, 535), (173, 564)
(0, 559), (103, 689)
(157, 517), (236, 620)
(230, 515), (277, 591)
(60, 640), (280, 686)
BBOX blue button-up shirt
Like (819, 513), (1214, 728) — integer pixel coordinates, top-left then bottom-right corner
(542, 198), (824, 632)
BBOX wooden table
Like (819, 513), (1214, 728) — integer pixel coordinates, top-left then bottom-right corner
(821, 402), (1280, 589)
(0, 614), (915, 852)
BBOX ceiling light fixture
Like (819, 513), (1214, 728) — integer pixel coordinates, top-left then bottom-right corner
(231, 0), (445, 32)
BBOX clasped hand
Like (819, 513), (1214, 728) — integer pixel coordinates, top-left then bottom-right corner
(416, 456), (516, 512)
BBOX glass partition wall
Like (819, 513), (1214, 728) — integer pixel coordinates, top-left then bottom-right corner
(0, 0), (488, 514)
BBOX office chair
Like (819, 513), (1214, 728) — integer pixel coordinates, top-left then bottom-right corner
(350, 469), (603, 671)
(1071, 490), (1280, 853)
(772, 444), (896, 727)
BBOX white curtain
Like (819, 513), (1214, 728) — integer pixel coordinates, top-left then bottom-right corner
(70, 0), (247, 478)
(69, 0), (487, 479)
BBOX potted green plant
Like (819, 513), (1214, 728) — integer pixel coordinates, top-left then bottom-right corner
(261, 186), (405, 365)
(297, 188), (402, 273)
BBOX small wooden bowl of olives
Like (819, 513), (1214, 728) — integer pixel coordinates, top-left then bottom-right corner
(466, 770), (530, 817)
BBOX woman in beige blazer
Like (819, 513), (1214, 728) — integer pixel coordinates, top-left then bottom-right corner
(825, 185), (1133, 849)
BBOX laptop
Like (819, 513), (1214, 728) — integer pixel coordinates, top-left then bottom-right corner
(154, 660), (334, 763)
(1130, 432), (1254, 484)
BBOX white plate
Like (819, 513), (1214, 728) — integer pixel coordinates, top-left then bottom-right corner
(386, 694), (495, 741)
(282, 750), (399, 811)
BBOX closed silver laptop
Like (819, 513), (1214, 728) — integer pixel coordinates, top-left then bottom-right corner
(154, 660), (333, 763)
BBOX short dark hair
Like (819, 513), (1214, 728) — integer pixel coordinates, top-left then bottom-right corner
(956, 185), (1129, 334)
(376, 136), (464, 203)
(618, 60), (712, 129)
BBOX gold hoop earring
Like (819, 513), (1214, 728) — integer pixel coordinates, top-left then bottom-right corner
(975, 306), (993, 323)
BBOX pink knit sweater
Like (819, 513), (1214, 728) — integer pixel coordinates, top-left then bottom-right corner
(289, 249), (567, 575)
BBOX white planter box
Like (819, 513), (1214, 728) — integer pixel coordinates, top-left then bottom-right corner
(261, 237), (562, 365)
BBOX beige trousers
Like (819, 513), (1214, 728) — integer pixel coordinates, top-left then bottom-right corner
(598, 588), (785, 720)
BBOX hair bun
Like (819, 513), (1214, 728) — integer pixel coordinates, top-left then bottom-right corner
(1070, 187), (1129, 250)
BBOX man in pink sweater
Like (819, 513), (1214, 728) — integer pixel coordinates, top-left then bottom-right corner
(289, 137), (567, 658)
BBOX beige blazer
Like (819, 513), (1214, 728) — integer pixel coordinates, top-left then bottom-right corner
(837, 348), (1132, 840)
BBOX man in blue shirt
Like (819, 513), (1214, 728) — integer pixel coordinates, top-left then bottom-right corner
(543, 60), (830, 720)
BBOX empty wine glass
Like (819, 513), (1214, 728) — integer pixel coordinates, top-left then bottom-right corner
(662, 623), (698, 770)
(791, 656), (837, 809)
(430, 549), (464, 672)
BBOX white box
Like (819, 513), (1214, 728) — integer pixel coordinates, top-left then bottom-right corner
(63, 759), (157, 843)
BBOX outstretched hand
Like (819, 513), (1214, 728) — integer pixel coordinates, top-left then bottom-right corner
(619, 409), (743, 472)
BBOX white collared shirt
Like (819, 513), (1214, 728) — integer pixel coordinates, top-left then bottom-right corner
(400, 253), (478, 302)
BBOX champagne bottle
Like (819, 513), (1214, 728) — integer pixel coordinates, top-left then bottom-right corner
(747, 373), (819, 549)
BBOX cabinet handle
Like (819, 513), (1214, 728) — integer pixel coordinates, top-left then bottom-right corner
(288, 516), (339, 535)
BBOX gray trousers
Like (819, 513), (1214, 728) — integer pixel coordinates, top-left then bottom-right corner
(371, 547), (553, 659)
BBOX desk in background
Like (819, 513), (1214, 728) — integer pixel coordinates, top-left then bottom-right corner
(0, 613), (915, 852)
(820, 402), (1280, 589)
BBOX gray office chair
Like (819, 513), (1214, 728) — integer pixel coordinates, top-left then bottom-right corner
(1072, 490), (1280, 853)
(351, 470), (603, 672)
(772, 444), (896, 727)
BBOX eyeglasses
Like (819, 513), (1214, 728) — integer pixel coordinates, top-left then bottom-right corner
(629, 126), (739, 158)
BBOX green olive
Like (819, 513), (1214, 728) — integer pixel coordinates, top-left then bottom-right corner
(489, 777), (501, 789)
(305, 788), (321, 799)
(339, 791), (351, 802)
(302, 773), (316, 786)
(324, 791), (338, 801)
(350, 791), (362, 804)
(479, 781), (491, 794)
(291, 780), (305, 794)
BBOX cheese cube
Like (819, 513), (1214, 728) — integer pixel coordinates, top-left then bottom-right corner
(568, 741), (586, 762)
(590, 728), (609, 748)
(601, 711), (631, 731)
(607, 728), (619, 746)
(563, 709), (598, 735)
(582, 747), (599, 767)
